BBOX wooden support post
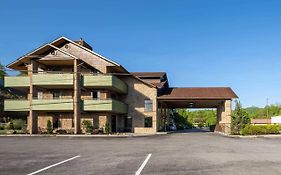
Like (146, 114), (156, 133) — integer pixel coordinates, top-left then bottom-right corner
(74, 59), (81, 134)
(28, 61), (37, 134)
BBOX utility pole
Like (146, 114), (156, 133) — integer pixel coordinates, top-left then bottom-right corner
(266, 98), (269, 118)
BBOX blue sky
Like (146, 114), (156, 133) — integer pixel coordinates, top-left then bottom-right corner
(1, 0), (281, 107)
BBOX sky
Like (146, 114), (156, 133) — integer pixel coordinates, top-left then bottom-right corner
(1, 0), (281, 107)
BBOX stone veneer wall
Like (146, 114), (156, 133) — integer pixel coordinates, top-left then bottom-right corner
(120, 76), (158, 134)
(215, 100), (232, 134)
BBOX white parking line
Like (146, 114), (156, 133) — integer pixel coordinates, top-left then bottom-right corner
(135, 153), (152, 175)
(27, 155), (81, 175)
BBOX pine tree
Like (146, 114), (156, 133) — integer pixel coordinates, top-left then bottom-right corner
(231, 100), (250, 134)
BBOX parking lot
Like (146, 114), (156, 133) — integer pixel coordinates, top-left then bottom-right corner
(1, 131), (281, 175)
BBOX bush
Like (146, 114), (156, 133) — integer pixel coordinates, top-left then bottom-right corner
(12, 119), (25, 130)
(82, 120), (93, 134)
(241, 124), (281, 135)
(54, 129), (67, 134)
(5, 122), (14, 130)
(198, 122), (204, 128)
(0, 124), (4, 130)
(46, 120), (53, 134)
(104, 122), (110, 134)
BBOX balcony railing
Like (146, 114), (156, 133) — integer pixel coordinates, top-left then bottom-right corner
(4, 99), (73, 111)
(4, 98), (127, 113)
(32, 73), (73, 86)
(83, 99), (128, 114)
(83, 75), (128, 94)
(4, 74), (127, 94)
(32, 99), (74, 111)
(4, 76), (29, 87)
(4, 100), (29, 111)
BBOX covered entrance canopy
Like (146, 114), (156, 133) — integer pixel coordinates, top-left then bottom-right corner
(158, 87), (238, 108)
(157, 87), (238, 134)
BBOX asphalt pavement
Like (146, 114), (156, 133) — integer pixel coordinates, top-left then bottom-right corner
(1, 130), (281, 175)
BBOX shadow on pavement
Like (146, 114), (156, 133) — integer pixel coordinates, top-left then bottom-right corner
(175, 127), (211, 133)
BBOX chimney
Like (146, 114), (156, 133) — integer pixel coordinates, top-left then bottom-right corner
(75, 38), (93, 51)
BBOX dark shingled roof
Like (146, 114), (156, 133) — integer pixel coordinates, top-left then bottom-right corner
(158, 87), (238, 99)
(131, 72), (166, 78)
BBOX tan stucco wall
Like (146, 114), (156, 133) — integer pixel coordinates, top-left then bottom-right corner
(120, 76), (158, 133)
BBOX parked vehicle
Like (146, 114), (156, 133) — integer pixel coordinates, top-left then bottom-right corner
(168, 123), (177, 131)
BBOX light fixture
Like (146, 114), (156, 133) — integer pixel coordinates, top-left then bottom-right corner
(189, 102), (194, 107)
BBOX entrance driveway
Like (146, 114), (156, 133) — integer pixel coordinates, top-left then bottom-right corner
(1, 131), (281, 175)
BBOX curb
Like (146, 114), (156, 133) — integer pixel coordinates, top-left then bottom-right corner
(214, 131), (281, 138)
(0, 132), (170, 138)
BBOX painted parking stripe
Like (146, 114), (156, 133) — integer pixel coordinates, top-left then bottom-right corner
(135, 153), (152, 175)
(27, 155), (81, 175)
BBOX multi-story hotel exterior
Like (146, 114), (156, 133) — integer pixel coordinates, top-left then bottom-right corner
(4, 36), (238, 134)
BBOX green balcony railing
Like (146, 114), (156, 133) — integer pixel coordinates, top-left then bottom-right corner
(4, 73), (74, 87)
(83, 99), (128, 114)
(33, 73), (73, 86)
(4, 76), (29, 87)
(83, 75), (127, 94)
(4, 100), (29, 111)
(32, 99), (74, 111)
(4, 99), (74, 111)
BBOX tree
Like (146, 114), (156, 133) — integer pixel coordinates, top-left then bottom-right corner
(0, 63), (6, 80)
(231, 100), (250, 134)
(46, 120), (53, 134)
(173, 109), (193, 129)
(104, 122), (110, 134)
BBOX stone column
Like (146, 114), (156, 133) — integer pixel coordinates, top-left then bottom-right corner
(73, 59), (81, 134)
(28, 61), (38, 134)
(215, 100), (232, 134)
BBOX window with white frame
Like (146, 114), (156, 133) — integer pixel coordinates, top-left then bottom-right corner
(144, 99), (153, 112)
(37, 91), (43, 99)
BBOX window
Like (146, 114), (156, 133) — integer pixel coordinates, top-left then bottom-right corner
(65, 44), (69, 49)
(144, 100), (153, 112)
(145, 116), (152, 128)
(53, 91), (61, 99)
(91, 91), (100, 99)
(37, 91), (43, 99)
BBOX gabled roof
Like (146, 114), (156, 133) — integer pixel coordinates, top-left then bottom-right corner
(131, 72), (166, 78)
(7, 36), (128, 72)
(158, 87), (238, 100)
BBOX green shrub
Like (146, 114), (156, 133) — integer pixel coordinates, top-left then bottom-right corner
(5, 121), (14, 130)
(104, 122), (110, 134)
(82, 120), (93, 134)
(0, 124), (4, 130)
(46, 120), (53, 134)
(241, 124), (281, 135)
(12, 119), (25, 130)
(198, 122), (204, 128)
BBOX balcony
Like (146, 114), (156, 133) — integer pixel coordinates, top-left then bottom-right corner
(83, 75), (127, 94)
(4, 100), (29, 111)
(4, 99), (73, 111)
(83, 99), (128, 114)
(4, 76), (29, 88)
(4, 73), (74, 88)
(33, 73), (73, 87)
(32, 99), (74, 111)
